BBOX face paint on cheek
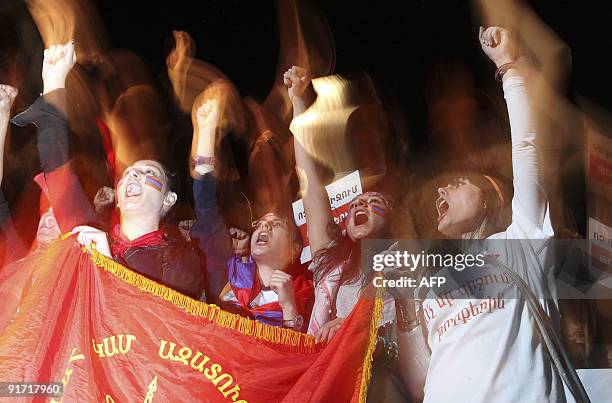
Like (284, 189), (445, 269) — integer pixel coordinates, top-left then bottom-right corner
(116, 177), (124, 188)
(145, 176), (163, 192)
(372, 206), (387, 218)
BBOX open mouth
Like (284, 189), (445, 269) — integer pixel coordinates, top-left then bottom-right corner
(256, 232), (269, 246)
(354, 210), (368, 226)
(436, 197), (449, 222)
(126, 182), (143, 197)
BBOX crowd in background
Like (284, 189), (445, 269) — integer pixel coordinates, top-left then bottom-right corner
(0, 0), (610, 402)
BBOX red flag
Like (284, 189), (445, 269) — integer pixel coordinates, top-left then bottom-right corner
(0, 238), (382, 402)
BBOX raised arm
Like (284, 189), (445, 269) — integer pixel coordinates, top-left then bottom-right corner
(11, 41), (97, 233)
(480, 27), (552, 236)
(0, 84), (27, 265)
(0, 86), (18, 185)
(166, 30), (229, 114)
(285, 67), (334, 255)
(189, 98), (232, 301)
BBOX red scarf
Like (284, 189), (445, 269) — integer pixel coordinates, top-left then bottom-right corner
(110, 226), (167, 259)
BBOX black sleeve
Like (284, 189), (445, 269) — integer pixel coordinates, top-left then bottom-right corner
(190, 173), (232, 301)
(12, 90), (69, 172)
(11, 90), (97, 231)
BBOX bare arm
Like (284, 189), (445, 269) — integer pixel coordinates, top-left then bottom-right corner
(395, 299), (429, 401)
(0, 85), (18, 183)
(285, 67), (334, 255)
(0, 85), (27, 265)
(190, 99), (218, 178)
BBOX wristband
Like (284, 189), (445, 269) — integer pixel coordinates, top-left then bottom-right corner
(395, 300), (420, 332)
(282, 315), (304, 330)
(192, 155), (216, 167)
(397, 317), (420, 332)
(495, 63), (516, 83)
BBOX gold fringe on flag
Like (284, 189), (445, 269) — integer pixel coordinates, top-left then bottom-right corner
(84, 246), (318, 353)
(358, 281), (384, 402)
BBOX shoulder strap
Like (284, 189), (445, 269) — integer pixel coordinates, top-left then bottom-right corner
(413, 261), (591, 402)
(500, 264), (591, 403)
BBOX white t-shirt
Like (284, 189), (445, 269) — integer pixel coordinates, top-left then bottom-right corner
(307, 261), (396, 336)
(334, 279), (396, 322)
(576, 368), (612, 403)
(421, 76), (569, 403)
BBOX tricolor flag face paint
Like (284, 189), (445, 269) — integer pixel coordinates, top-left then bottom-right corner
(145, 176), (163, 192)
(116, 177), (125, 189)
(372, 205), (387, 218)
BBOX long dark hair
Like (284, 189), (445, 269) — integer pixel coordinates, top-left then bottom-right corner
(312, 197), (395, 286)
(312, 223), (362, 286)
(465, 173), (512, 239)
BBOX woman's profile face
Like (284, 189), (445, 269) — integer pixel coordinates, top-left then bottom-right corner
(435, 178), (484, 237)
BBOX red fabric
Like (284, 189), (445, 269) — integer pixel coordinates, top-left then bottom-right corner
(0, 256), (35, 336)
(34, 172), (51, 215)
(95, 118), (121, 232)
(40, 164), (99, 233)
(110, 228), (166, 258)
(95, 117), (116, 182)
(0, 239), (378, 402)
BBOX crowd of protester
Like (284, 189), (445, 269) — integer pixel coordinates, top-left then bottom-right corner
(0, 1), (610, 402)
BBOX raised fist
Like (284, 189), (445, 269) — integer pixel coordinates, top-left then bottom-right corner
(42, 40), (77, 94)
(479, 26), (519, 68)
(229, 227), (250, 257)
(0, 85), (18, 118)
(196, 99), (220, 129)
(179, 219), (195, 242)
(269, 270), (296, 310)
(93, 186), (115, 214)
(283, 66), (312, 103)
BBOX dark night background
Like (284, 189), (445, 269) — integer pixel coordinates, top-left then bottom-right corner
(0, 0), (611, 238)
(90, 0), (612, 109)
(97, 0), (612, 237)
